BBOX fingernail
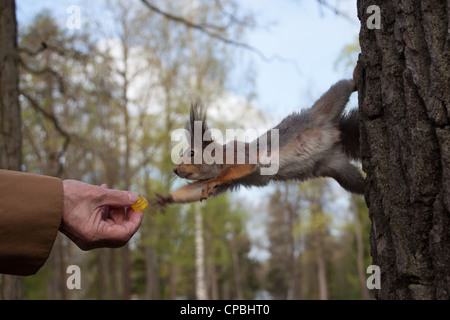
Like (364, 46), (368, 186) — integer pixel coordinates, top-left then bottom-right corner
(128, 192), (138, 203)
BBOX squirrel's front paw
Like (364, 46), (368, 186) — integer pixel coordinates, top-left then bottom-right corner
(200, 180), (220, 201)
(151, 193), (174, 210)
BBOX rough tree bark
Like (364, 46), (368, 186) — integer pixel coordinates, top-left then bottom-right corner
(357, 0), (450, 299)
(0, 0), (24, 300)
(0, 0), (21, 169)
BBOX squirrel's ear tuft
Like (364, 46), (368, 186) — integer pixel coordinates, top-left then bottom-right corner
(186, 101), (211, 146)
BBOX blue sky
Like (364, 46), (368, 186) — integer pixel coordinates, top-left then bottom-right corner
(243, 0), (359, 114)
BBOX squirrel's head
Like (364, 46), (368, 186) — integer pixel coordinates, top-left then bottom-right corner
(173, 103), (222, 180)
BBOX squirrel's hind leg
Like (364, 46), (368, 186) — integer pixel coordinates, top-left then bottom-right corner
(316, 152), (365, 195)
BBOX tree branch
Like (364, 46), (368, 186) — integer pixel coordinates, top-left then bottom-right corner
(19, 58), (65, 94)
(315, 0), (354, 22)
(20, 90), (74, 176)
(141, 0), (226, 32)
(19, 42), (48, 56)
(140, 0), (302, 75)
(20, 90), (71, 147)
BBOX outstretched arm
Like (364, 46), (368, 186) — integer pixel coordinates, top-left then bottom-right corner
(154, 180), (206, 207)
(200, 163), (256, 200)
(155, 164), (256, 206)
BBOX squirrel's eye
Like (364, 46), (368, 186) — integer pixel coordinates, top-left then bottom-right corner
(189, 150), (195, 157)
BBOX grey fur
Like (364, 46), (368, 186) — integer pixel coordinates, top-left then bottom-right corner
(168, 79), (364, 206)
(223, 79), (364, 194)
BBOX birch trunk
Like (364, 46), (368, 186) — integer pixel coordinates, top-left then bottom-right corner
(195, 202), (208, 300)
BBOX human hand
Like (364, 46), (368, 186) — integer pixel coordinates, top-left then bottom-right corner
(60, 180), (144, 250)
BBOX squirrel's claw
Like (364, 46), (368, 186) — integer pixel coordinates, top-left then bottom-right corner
(151, 192), (174, 211)
(200, 180), (220, 201)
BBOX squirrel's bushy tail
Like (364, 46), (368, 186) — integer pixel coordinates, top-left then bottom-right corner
(339, 109), (360, 160)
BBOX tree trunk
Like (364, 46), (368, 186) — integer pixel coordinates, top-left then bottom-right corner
(0, 0), (21, 170)
(97, 249), (109, 299)
(194, 203), (208, 300)
(357, 0), (450, 299)
(285, 185), (299, 300)
(230, 227), (244, 300)
(57, 235), (71, 300)
(121, 243), (131, 299)
(0, 0), (24, 300)
(312, 205), (328, 300)
(144, 214), (160, 299)
(206, 240), (219, 300)
(316, 243), (328, 300)
(144, 241), (159, 299)
(109, 249), (119, 299)
(0, 0), (22, 170)
(351, 195), (370, 300)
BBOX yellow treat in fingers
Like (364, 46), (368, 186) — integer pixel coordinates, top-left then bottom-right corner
(131, 194), (149, 211)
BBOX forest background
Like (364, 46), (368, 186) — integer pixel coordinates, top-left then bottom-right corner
(10, 0), (371, 300)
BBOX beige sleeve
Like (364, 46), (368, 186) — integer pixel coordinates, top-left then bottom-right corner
(0, 170), (63, 276)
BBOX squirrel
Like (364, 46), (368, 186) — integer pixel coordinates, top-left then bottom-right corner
(154, 76), (364, 208)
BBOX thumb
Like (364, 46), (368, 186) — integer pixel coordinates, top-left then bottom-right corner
(96, 188), (138, 207)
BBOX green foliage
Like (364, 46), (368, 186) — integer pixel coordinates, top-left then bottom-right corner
(264, 180), (372, 300)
